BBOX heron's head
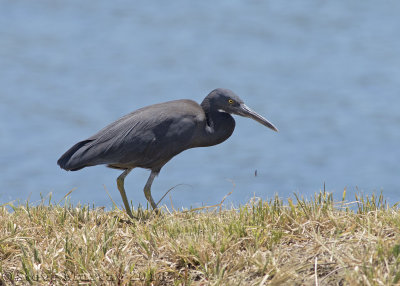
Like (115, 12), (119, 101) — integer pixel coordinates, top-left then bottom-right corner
(206, 88), (278, 132)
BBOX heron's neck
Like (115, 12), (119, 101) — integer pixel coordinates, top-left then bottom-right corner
(196, 101), (235, 147)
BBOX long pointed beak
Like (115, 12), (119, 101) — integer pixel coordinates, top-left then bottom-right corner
(237, 104), (278, 132)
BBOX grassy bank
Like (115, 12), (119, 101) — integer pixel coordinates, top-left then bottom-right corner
(1, 191), (399, 285)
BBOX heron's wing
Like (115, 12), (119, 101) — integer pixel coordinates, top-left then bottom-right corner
(62, 100), (202, 170)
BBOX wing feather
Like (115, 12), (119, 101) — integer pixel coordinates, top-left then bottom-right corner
(58, 100), (203, 171)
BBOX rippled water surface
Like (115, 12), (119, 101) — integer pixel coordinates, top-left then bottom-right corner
(1, 1), (399, 208)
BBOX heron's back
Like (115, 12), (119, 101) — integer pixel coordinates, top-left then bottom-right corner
(57, 99), (206, 171)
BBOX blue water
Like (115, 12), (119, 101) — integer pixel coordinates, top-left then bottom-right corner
(1, 1), (399, 209)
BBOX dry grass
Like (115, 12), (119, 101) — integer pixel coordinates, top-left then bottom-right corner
(1, 191), (400, 285)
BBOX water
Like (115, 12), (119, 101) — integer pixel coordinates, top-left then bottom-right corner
(1, 0), (399, 208)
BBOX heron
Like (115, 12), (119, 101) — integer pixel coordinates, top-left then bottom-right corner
(57, 88), (278, 218)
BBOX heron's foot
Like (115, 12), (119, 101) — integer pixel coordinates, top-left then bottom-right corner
(124, 208), (134, 219)
(144, 191), (159, 213)
(152, 206), (161, 215)
(115, 215), (136, 224)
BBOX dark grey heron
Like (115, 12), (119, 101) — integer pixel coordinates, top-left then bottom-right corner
(58, 88), (278, 218)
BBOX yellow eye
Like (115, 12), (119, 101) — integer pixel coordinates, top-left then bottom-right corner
(228, 99), (234, 104)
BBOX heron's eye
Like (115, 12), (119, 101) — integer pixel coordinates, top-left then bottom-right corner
(228, 99), (234, 104)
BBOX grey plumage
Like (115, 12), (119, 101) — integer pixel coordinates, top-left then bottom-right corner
(58, 88), (278, 218)
(59, 100), (202, 171)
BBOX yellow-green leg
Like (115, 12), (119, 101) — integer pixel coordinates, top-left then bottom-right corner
(144, 171), (159, 211)
(117, 169), (133, 218)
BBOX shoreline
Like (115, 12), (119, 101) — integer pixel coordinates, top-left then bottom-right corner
(1, 191), (398, 285)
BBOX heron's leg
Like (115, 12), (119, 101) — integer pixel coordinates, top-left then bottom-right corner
(144, 171), (158, 211)
(117, 169), (133, 218)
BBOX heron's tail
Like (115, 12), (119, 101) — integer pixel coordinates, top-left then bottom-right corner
(57, 140), (93, 171)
